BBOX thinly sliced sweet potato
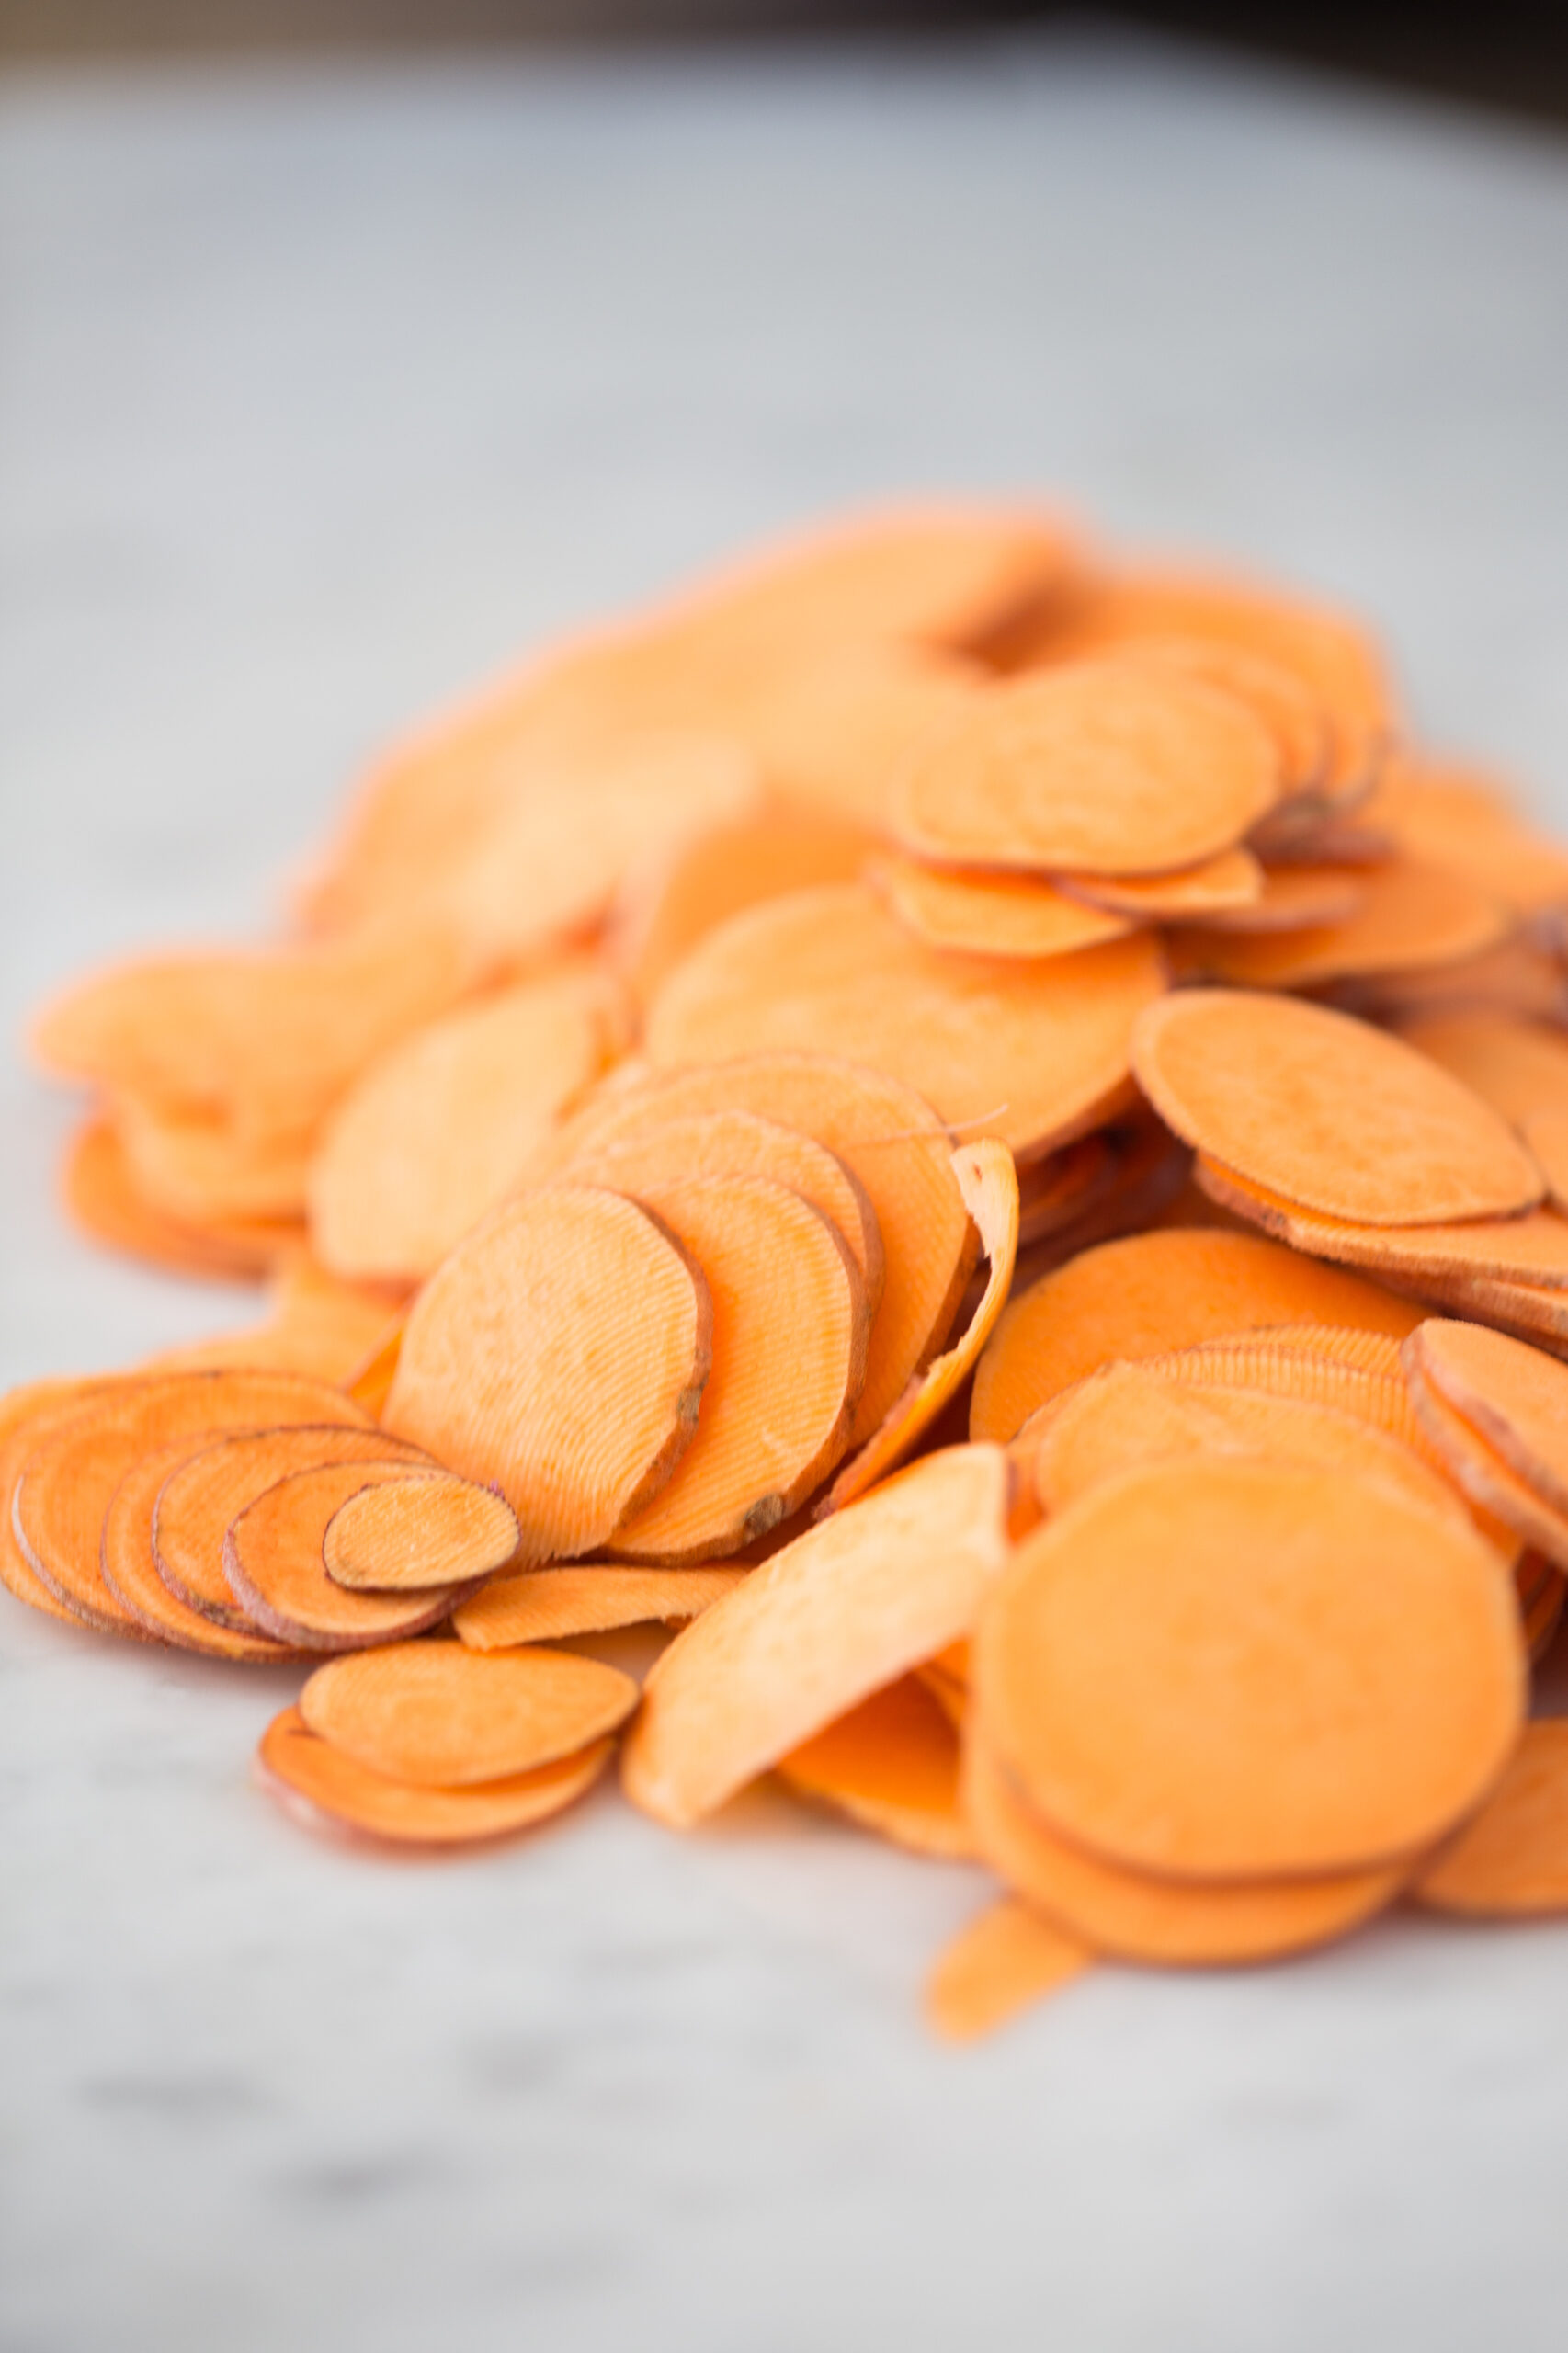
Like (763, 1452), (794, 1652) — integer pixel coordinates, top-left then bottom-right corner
(102, 1438), (297, 1660)
(0, 1378), (110, 1626)
(1181, 858), (1508, 990)
(610, 1175), (867, 1560)
(452, 1563), (746, 1649)
(1058, 848), (1264, 922)
(299, 1641), (637, 1785)
(621, 1443), (1010, 1828)
(1406, 1321), (1568, 1521)
(647, 882), (1165, 1163)
(739, 647), (987, 831)
(117, 1096), (315, 1227)
(1414, 1722), (1568, 1916)
(256, 1705), (612, 1848)
(383, 1185), (713, 1562)
(1404, 1359), (1568, 1576)
(1132, 989), (1542, 1226)
(873, 857), (1132, 960)
(1368, 757), (1568, 919)
(12, 1370), (373, 1635)
(778, 1675), (972, 1859)
(63, 1114), (294, 1280)
(925, 1896), (1094, 2040)
(324, 1473), (520, 1592)
(616, 807), (873, 1004)
(1189, 861), (1367, 935)
(1198, 1159), (1568, 1290)
(820, 1140), (1017, 1514)
(1399, 1010), (1568, 1137)
(971, 1225), (1420, 1444)
(224, 1462), (478, 1649)
(977, 1461), (1523, 1882)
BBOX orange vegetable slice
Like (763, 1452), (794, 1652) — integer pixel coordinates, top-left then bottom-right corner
(1405, 1320), (1568, 1521)
(223, 1462), (479, 1648)
(256, 1705), (612, 1849)
(778, 1675), (972, 1859)
(1199, 1159), (1568, 1289)
(0, 1378), (110, 1627)
(621, 1443), (1010, 1828)
(63, 1114), (293, 1281)
(117, 1096), (314, 1227)
(647, 881), (1165, 1162)
(1058, 847), (1263, 920)
(1132, 988), (1542, 1225)
(976, 1460), (1523, 1881)
(324, 1472), (520, 1592)
(1414, 1722), (1568, 1916)
(872, 857), (1131, 960)
(1180, 858), (1508, 990)
(453, 1563), (745, 1649)
(1190, 861), (1366, 935)
(1368, 756), (1568, 919)
(893, 656), (1280, 876)
(102, 1438), (297, 1660)
(383, 1184), (713, 1562)
(1399, 1009), (1568, 1136)
(1404, 1370), (1568, 1577)
(299, 1640), (637, 1785)
(608, 1175), (867, 1560)
(925, 1896), (1094, 2040)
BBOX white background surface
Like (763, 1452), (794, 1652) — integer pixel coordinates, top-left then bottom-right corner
(4, 29), (1568, 2350)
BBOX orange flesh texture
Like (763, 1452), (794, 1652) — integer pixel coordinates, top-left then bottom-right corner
(1406, 1320), (1568, 1521)
(102, 1438), (296, 1659)
(308, 965), (617, 1282)
(116, 1097), (314, 1225)
(892, 655), (1281, 877)
(778, 1675), (973, 1859)
(617, 807), (874, 1005)
(608, 1175), (867, 1561)
(966, 1738), (1407, 1967)
(1415, 1722), (1568, 1916)
(63, 1114), (293, 1280)
(525, 1053), (972, 1447)
(1367, 758), (1568, 918)
(1131, 989), (1542, 1225)
(223, 1461), (477, 1649)
(1196, 1158), (1568, 1290)
(976, 1459), (1524, 1881)
(1061, 633), (1331, 796)
(0, 1378), (111, 1626)
(1398, 1010), (1568, 1138)
(299, 1641), (637, 1785)
(452, 1563), (746, 1648)
(1179, 857), (1509, 989)
(646, 881), (1166, 1162)
(733, 647), (988, 832)
(383, 1184), (713, 1563)
(257, 1706), (613, 1848)
(12, 1371), (374, 1635)
(1404, 1357), (1568, 1576)
(821, 1138), (1017, 1514)
(323, 1473), (521, 1592)
(925, 1897), (1094, 2040)
(873, 857), (1131, 959)
(153, 1425), (431, 1629)
(970, 1224), (1421, 1444)
(1188, 861), (1366, 934)
(1057, 847), (1263, 919)
(621, 1442), (1010, 1828)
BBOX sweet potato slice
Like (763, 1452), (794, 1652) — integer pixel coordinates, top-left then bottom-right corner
(308, 964), (619, 1282)
(116, 1096), (314, 1228)
(12, 1370), (373, 1635)
(1406, 1321), (1568, 1520)
(967, 1737), (1407, 1966)
(299, 1641), (637, 1785)
(524, 1054), (972, 1446)
(1199, 1159), (1568, 1290)
(324, 1473), (520, 1592)
(1132, 989), (1542, 1225)
(1059, 849), (1264, 922)
(892, 657), (1280, 876)
(1190, 861), (1366, 935)
(223, 1462), (478, 1648)
(102, 1438), (297, 1660)
(154, 1424), (427, 1629)
(737, 647), (987, 831)
(873, 857), (1131, 960)
(1180, 858), (1508, 990)
(63, 1114), (294, 1280)
(256, 1705), (612, 1849)
(142, 1256), (406, 1386)
(609, 1175), (867, 1561)
(1368, 757), (1568, 919)
(820, 1140), (1017, 1514)
(977, 1461), (1523, 1882)
(778, 1674), (973, 1859)
(621, 1442), (1010, 1828)
(1414, 1722), (1568, 1916)
(925, 1896), (1094, 2041)
(1400, 1010), (1568, 1135)
(382, 1184), (712, 1562)
(647, 882), (1165, 1163)
(1404, 1359), (1568, 1576)
(0, 1378), (110, 1627)
(452, 1563), (745, 1649)
(971, 1225), (1420, 1444)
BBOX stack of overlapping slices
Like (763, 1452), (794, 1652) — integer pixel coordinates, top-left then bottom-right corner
(10, 501), (1568, 2041)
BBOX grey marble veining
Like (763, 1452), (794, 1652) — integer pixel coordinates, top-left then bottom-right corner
(4, 30), (1568, 2350)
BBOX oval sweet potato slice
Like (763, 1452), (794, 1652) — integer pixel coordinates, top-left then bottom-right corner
(103, 1438), (298, 1660)
(925, 1897), (1094, 2042)
(324, 1472), (520, 1592)
(872, 857), (1131, 960)
(223, 1462), (478, 1649)
(778, 1675), (973, 1860)
(299, 1641), (637, 1785)
(1414, 1722), (1568, 1917)
(1404, 1320), (1568, 1522)
(452, 1563), (745, 1649)
(0, 1377), (112, 1627)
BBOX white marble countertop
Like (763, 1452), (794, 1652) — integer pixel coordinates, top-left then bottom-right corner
(4, 30), (1568, 2350)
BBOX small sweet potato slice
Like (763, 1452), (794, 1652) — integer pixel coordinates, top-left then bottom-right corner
(778, 1674), (972, 1859)
(63, 1114), (293, 1280)
(1198, 1159), (1568, 1290)
(1190, 861), (1366, 935)
(1058, 847), (1263, 921)
(223, 1462), (478, 1649)
(1404, 1366), (1568, 1578)
(452, 1563), (745, 1649)
(925, 1896), (1094, 2041)
(1405, 1321), (1568, 1521)
(256, 1705), (612, 1849)
(621, 1443), (1009, 1829)
(872, 857), (1131, 960)
(299, 1641), (637, 1785)
(102, 1438), (297, 1660)
(1414, 1722), (1568, 1917)
(382, 1184), (712, 1563)
(0, 1378), (111, 1627)
(1180, 858), (1507, 990)
(324, 1473), (520, 1592)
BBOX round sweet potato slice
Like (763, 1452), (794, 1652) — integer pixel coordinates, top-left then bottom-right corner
(925, 1898), (1094, 2042)
(299, 1641), (637, 1785)
(1413, 1722), (1568, 1918)
(102, 1438), (298, 1661)
(872, 857), (1131, 960)
(1405, 1320), (1568, 1522)
(256, 1706), (612, 1849)
(324, 1472), (520, 1592)
(452, 1563), (745, 1649)
(223, 1462), (478, 1649)
(778, 1675), (973, 1860)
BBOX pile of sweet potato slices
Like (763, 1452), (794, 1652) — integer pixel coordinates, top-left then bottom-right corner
(11, 502), (1568, 2041)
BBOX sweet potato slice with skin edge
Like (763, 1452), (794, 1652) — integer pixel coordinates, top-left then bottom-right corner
(1129, 1340), (1439, 1470)
(819, 1140), (1017, 1516)
(609, 1175), (868, 1563)
(453, 1563), (746, 1649)
(1133, 988), (1542, 1227)
(892, 656), (1281, 878)
(0, 1378), (112, 1627)
(645, 882), (1167, 1165)
(63, 1115), (291, 1281)
(1197, 1157), (1568, 1290)
(299, 1641), (637, 1786)
(1414, 1722), (1568, 1917)
(1187, 861), (1366, 936)
(383, 1184), (713, 1564)
(1397, 1009), (1568, 1135)
(1179, 858), (1509, 991)
(117, 1095), (314, 1227)
(1405, 1320), (1568, 1522)
(971, 1224), (1421, 1445)
(1057, 847), (1263, 921)
(778, 1674), (974, 1860)
(12, 1371), (375, 1635)
(223, 1462), (478, 1650)
(925, 1896), (1095, 2041)
(621, 1442), (1010, 1829)
(564, 1108), (884, 1328)
(154, 1425), (432, 1630)
(521, 1054), (972, 1447)
(256, 1706), (613, 1850)
(976, 1460), (1524, 1883)
(1405, 1369), (1568, 1578)
(102, 1438), (299, 1660)
(324, 1473), (520, 1593)
(966, 1737), (1407, 1968)
(872, 857), (1132, 961)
